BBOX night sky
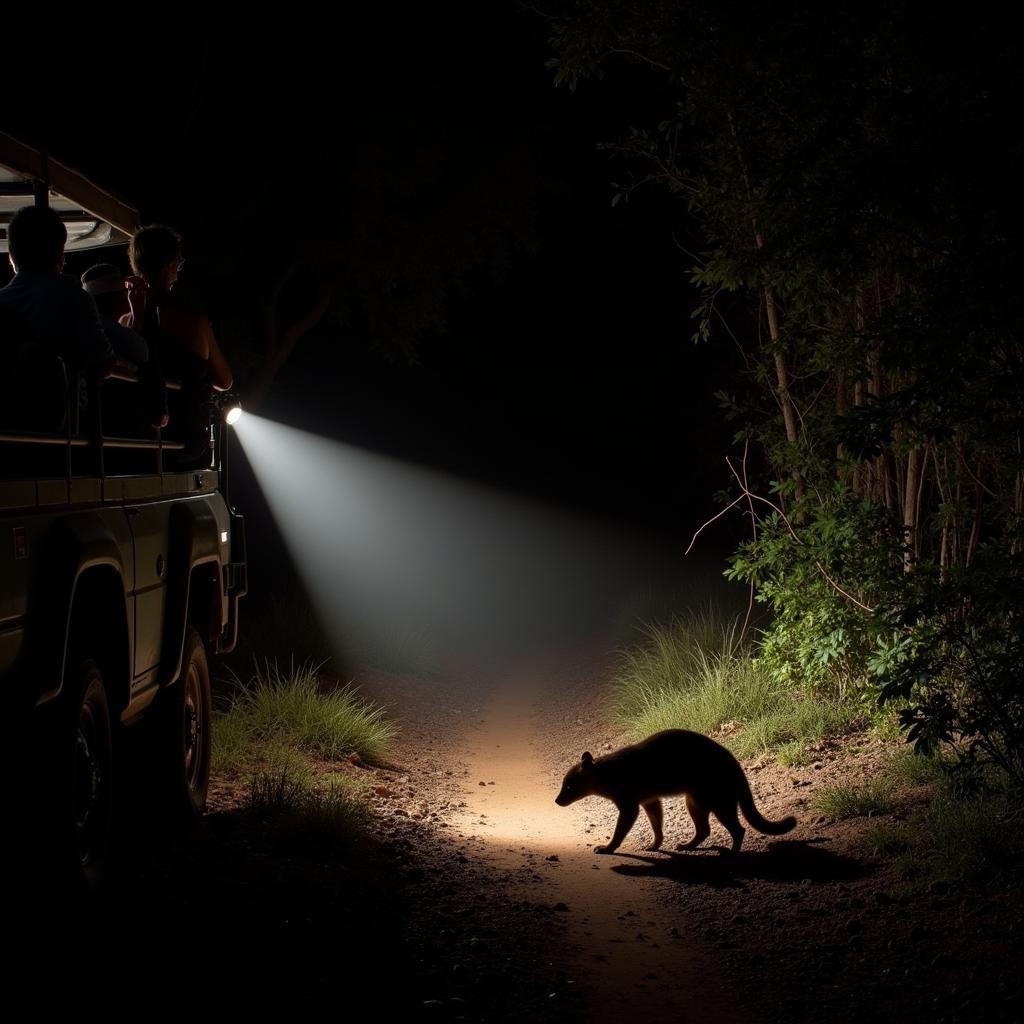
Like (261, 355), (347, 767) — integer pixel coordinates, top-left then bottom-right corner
(6, 4), (738, 540)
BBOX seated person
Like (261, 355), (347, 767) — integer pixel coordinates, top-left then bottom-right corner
(81, 264), (167, 432)
(0, 205), (115, 433)
(0, 301), (66, 432)
(80, 263), (149, 365)
(129, 225), (232, 467)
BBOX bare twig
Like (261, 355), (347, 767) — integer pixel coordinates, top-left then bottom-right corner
(684, 492), (746, 556)
(606, 48), (671, 72)
(725, 455), (876, 614)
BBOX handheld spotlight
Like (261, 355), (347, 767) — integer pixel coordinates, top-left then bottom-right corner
(223, 400), (243, 425)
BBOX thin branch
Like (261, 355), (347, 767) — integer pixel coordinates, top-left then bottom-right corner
(723, 457), (877, 614)
(606, 48), (671, 72)
(685, 492), (747, 556)
(737, 438), (757, 647)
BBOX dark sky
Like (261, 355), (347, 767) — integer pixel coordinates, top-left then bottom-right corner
(6, 4), (740, 541)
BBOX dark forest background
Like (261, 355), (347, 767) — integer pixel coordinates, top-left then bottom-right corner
(6, 1), (1024, 783)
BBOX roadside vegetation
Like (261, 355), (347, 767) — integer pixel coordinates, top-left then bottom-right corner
(610, 610), (862, 762)
(212, 659), (396, 836)
(612, 609), (1024, 885)
(552, 4), (1024, 896)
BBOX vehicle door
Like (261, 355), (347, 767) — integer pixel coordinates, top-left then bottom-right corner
(126, 497), (171, 684)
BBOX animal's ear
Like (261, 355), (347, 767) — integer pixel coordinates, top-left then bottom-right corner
(581, 751), (593, 767)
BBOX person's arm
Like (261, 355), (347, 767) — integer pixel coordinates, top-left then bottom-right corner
(123, 275), (148, 330)
(203, 319), (233, 391)
(161, 305), (232, 389)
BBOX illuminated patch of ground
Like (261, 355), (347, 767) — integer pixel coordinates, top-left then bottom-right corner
(437, 671), (739, 1024)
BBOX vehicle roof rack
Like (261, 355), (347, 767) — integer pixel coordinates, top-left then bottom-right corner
(0, 131), (140, 252)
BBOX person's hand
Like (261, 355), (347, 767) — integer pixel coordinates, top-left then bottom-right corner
(125, 275), (149, 318)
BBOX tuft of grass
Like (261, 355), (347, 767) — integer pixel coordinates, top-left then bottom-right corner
(295, 780), (368, 836)
(883, 746), (947, 787)
(812, 780), (896, 819)
(864, 787), (1024, 886)
(610, 611), (859, 760)
(247, 763), (311, 815)
(245, 765), (366, 840)
(213, 659), (397, 774)
(776, 740), (813, 767)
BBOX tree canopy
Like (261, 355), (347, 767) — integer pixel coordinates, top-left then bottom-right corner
(545, 0), (1024, 784)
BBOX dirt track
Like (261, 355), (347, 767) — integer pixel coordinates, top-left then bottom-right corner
(10, 645), (1020, 1021)
(358, 649), (1023, 1023)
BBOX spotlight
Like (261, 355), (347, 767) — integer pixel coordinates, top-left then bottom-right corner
(224, 402), (243, 426)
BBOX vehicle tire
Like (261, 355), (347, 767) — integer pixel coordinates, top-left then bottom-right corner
(45, 659), (114, 895)
(154, 628), (212, 823)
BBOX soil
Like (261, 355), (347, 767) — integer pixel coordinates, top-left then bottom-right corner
(348, 646), (1024, 1023)
(11, 646), (1022, 1022)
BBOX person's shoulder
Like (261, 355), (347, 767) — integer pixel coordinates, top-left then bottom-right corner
(0, 271), (40, 295)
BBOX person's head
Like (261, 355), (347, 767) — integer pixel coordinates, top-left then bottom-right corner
(81, 263), (130, 319)
(129, 224), (183, 289)
(7, 205), (67, 273)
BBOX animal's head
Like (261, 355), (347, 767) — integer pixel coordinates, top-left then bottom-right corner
(555, 751), (596, 806)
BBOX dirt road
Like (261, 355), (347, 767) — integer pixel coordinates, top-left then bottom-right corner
(361, 650), (743, 1022)
(450, 669), (738, 1022)
(359, 650), (1023, 1024)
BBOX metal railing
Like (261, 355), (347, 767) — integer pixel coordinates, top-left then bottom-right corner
(0, 359), (215, 482)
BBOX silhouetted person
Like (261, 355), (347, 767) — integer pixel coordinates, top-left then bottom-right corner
(0, 205), (115, 432)
(81, 263), (168, 431)
(81, 263), (149, 364)
(129, 225), (232, 467)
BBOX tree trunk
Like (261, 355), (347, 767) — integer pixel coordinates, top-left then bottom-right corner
(727, 110), (802, 500)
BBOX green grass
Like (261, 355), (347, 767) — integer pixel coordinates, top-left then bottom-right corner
(884, 745), (947, 787)
(211, 662), (387, 841)
(213, 658), (397, 775)
(610, 611), (860, 761)
(812, 780), (896, 819)
(864, 787), (1024, 886)
(246, 764), (367, 840)
(811, 748), (948, 820)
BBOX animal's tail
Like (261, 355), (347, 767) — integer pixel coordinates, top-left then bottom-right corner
(738, 776), (797, 835)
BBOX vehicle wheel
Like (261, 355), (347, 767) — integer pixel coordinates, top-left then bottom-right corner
(53, 660), (114, 894)
(154, 628), (212, 823)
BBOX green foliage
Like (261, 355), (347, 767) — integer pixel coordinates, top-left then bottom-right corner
(874, 550), (1024, 787)
(544, 2), (1024, 787)
(727, 488), (901, 697)
(610, 612), (859, 760)
(213, 659), (397, 773)
(215, 663), (379, 842)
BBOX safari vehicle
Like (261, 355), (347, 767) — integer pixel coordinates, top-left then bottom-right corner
(0, 132), (247, 890)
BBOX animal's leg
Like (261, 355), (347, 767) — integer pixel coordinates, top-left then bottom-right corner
(595, 803), (639, 854)
(678, 795), (711, 850)
(713, 803), (746, 853)
(641, 799), (664, 850)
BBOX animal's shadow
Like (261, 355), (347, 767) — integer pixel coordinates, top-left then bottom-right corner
(607, 838), (867, 888)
